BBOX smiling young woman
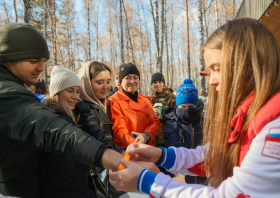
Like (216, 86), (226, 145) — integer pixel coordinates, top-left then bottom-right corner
(45, 66), (82, 124)
(77, 60), (126, 197)
(40, 66), (100, 197)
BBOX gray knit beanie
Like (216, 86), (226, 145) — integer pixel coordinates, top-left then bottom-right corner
(0, 23), (49, 63)
(49, 66), (81, 97)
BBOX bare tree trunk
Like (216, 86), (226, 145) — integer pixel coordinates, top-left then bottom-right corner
(46, 0), (64, 66)
(164, 0), (169, 85)
(233, 0), (235, 17)
(136, 0), (145, 94)
(120, 0), (124, 63)
(143, 2), (153, 77)
(198, 0), (205, 89)
(71, 2), (75, 71)
(185, 0), (191, 79)
(13, 0), (18, 22)
(159, 0), (164, 73)
(154, 0), (160, 71)
(87, 0), (91, 61)
(52, 0), (57, 65)
(23, 0), (33, 24)
(96, 0), (100, 60)
(203, 1), (209, 38)
(2, 1), (10, 23)
(220, 0), (224, 25)
(122, 1), (135, 64)
(149, 0), (160, 71)
(105, 0), (113, 72)
(215, 0), (219, 28)
(170, 0), (174, 88)
(44, 0), (48, 83)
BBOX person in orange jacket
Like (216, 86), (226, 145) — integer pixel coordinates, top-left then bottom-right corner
(107, 63), (161, 148)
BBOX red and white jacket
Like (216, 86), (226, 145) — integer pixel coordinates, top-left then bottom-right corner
(137, 92), (280, 198)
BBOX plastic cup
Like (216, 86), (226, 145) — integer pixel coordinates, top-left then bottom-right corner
(154, 103), (163, 117)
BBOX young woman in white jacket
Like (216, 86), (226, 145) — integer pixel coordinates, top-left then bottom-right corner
(109, 18), (280, 198)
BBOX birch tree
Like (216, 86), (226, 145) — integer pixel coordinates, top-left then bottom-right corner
(185, 0), (191, 78)
(44, 0), (48, 83)
(23, 0), (33, 24)
(119, 0), (124, 63)
(13, 0), (18, 22)
(198, 0), (205, 89)
(51, 0), (57, 65)
(94, 0), (100, 60)
(84, 0), (92, 61)
(122, 1), (135, 64)
(2, 0), (10, 23)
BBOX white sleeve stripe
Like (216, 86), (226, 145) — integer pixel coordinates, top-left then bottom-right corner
(160, 148), (168, 166)
(139, 169), (149, 192)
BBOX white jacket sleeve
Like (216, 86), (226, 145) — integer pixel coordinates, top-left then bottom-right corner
(149, 116), (280, 198)
(167, 143), (208, 176)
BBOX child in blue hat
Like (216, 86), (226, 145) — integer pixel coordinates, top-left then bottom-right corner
(162, 78), (205, 184)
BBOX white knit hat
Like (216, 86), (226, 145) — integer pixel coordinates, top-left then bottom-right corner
(49, 66), (81, 97)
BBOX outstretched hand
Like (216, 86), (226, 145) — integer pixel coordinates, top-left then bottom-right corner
(109, 159), (143, 192)
(127, 143), (162, 163)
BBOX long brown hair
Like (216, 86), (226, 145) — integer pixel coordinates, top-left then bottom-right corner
(34, 79), (48, 95)
(202, 18), (280, 187)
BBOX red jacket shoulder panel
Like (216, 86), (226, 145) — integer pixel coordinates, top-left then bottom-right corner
(239, 91), (280, 165)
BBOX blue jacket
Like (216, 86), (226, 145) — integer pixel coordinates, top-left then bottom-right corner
(162, 108), (203, 149)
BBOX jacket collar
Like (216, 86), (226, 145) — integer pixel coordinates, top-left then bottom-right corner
(116, 89), (150, 112)
(227, 91), (255, 145)
(0, 64), (25, 87)
(86, 102), (112, 124)
(116, 89), (133, 101)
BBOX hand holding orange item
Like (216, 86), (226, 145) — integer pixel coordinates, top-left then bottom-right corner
(118, 144), (135, 171)
(118, 151), (131, 171)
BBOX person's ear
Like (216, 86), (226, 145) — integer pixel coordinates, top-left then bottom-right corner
(1, 62), (12, 68)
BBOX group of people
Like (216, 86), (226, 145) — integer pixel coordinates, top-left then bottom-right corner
(0, 17), (280, 198)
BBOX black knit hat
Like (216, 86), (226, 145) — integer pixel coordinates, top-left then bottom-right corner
(119, 63), (140, 83)
(151, 72), (165, 85)
(0, 23), (50, 63)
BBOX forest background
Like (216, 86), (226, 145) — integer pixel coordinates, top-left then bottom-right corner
(0, 0), (242, 95)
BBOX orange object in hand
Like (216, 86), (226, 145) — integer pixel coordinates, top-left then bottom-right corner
(118, 152), (131, 171)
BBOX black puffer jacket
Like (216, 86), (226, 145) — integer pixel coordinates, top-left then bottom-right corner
(78, 101), (124, 174)
(79, 101), (125, 198)
(40, 114), (96, 198)
(0, 64), (107, 197)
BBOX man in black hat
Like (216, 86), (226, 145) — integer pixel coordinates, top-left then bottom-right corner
(0, 23), (157, 197)
(149, 72), (176, 147)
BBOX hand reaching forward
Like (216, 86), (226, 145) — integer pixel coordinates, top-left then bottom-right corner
(109, 159), (144, 192)
(127, 143), (162, 163)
